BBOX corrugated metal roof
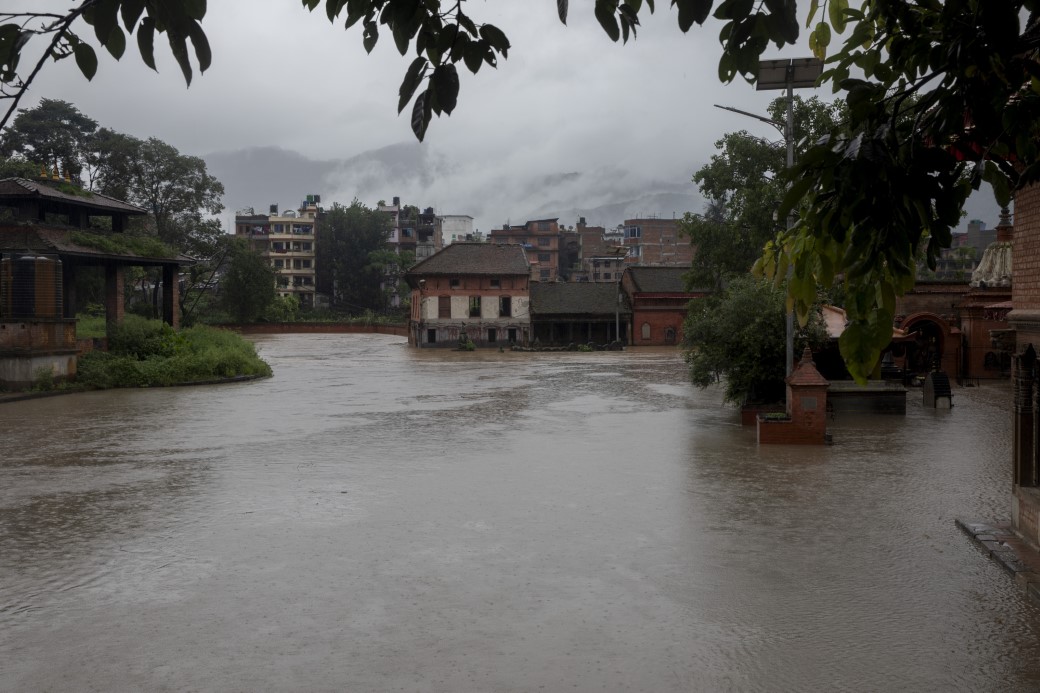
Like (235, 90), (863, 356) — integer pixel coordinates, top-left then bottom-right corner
(530, 282), (631, 315)
(406, 242), (530, 276)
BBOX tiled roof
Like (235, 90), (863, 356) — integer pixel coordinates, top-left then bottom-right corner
(0, 227), (190, 264)
(626, 266), (699, 293)
(787, 347), (829, 386)
(0, 177), (148, 215)
(530, 282), (631, 316)
(406, 242), (530, 276)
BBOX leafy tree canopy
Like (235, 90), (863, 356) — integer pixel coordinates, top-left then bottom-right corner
(682, 274), (827, 406)
(221, 237), (277, 323)
(315, 200), (392, 313)
(681, 95), (845, 291)
(3, 1), (1040, 380)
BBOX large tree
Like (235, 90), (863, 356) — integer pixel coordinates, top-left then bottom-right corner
(315, 200), (392, 313)
(221, 237), (276, 323)
(0, 98), (97, 176)
(683, 274), (827, 406)
(681, 95), (845, 291)
(2, 1), (1038, 378)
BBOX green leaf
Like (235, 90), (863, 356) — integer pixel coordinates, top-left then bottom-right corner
(558, 0), (569, 25)
(828, 0), (849, 33)
(363, 20), (379, 53)
(463, 40), (485, 73)
(806, 0), (820, 28)
(104, 25), (126, 60)
(136, 17), (156, 70)
(168, 31), (193, 86)
(91, 0), (120, 45)
(183, 0), (208, 21)
(432, 63), (459, 115)
(478, 24), (510, 57)
(73, 40), (98, 80)
(595, 1), (621, 41)
(410, 88), (431, 142)
(187, 20), (211, 73)
(120, 0), (146, 31)
(398, 56), (427, 113)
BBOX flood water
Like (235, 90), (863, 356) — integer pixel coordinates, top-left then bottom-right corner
(3, 333), (1040, 691)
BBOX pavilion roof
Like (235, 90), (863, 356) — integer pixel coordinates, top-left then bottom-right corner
(0, 177), (148, 216)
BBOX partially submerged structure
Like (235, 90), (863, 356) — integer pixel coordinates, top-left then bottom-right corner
(0, 174), (190, 389)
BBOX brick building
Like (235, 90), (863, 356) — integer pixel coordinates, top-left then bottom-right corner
(404, 243), (531, 347)
(489, 219), (562, 282)
(1010, 183), (1040, 548)
(621, 217), (694, 266)
(620, 266), (707, 346)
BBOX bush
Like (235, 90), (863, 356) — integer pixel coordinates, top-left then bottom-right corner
(77, 320), (271, 389)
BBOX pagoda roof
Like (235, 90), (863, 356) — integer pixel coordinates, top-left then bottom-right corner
(0, 177), (148, 216)
(0, 226), (191, 266)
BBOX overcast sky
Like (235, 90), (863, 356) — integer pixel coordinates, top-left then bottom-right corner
(20, 1), (1000, 231)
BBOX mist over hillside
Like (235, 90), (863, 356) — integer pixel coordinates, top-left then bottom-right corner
(204, 142), (1004, 235)
(203, 143), (705, 232)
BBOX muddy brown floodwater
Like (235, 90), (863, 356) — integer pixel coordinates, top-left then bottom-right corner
(3, 333), (1040, 691)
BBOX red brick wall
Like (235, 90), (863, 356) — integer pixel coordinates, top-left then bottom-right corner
(632, 308), (685, 346)
(1015, 184), (1040, 310)
(757, 418), (826, 445)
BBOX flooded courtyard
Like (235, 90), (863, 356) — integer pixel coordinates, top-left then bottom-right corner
(3, 333), (1040, 691)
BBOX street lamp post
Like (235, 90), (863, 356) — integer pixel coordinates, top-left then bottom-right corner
(714, 56), (822, 379)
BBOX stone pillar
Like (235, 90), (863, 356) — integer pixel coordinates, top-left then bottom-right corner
(104, 263), (124, 334)
(1014, 347), (1037, 487)
(162, 265), (179, 329)
(785, 347), (830, 442)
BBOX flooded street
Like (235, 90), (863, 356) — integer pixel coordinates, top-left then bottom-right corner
(3, 333), (1040, 691)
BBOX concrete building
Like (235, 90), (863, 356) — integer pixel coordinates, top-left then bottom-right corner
(235, 196), (320, 309)
(440, 214), (477, 245)
(622, 217), (694, 266)
(404, 243), (531, 347)
(489, 219), (562, 282)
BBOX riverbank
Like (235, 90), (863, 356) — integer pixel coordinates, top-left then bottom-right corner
(957, 518), (1040, 604)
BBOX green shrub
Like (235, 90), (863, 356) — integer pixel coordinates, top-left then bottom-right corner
(76, 322), (270, 389)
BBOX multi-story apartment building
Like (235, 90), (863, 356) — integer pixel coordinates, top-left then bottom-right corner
(489, 218), (562, 282)
(622, 217), (694, 266)
(440, 214), (477, 245)
(234, 195), (320, 309)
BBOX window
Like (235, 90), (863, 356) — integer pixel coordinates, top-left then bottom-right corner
(508, 328), (518, 343)
(427, 328), (437, 344)
(402, 228), (414, 238)
(540, 269), (550, 280)
(625, 225), (641, 238)
(488, 328), (497, 343)
(538, 253), (550, 263)
(538, 237), (550, 246)
(665, 327), (676, 344)
(302, 260), (312, 269)
(500, 296), (511, 317)
(294, 259), (303, 269)
(469, 296), (481, 317)
(302, 242), (312, 251)
(641, 323), (651, 340)
(490, 278), (501, 288)
(438, 296), (451, 318)
(274, 259), (284, 269)
(274, 224), (285, 233)
(450, 278), (460, 288)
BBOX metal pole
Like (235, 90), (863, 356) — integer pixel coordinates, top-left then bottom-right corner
(785, 72), (795, 378)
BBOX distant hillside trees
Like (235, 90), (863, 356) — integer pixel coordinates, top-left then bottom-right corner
(315, 201), (392, 313)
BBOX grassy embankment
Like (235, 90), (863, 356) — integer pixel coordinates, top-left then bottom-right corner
(73, 315), (271, 389)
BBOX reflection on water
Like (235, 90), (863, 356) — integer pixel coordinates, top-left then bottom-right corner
(2, 334), (1040, 691)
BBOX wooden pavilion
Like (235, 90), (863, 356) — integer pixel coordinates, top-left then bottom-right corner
(0, 173), (192, 389)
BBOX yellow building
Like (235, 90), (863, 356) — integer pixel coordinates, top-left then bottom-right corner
(235, 195), (320, 309)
